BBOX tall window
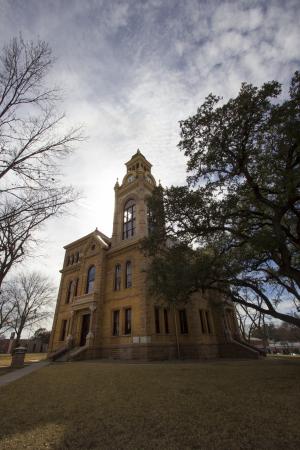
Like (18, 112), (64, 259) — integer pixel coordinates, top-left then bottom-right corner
(199, 310), (213, 334)
(164, 308), (169, 334)
(86, 266), (96, 294)
(199, 310), (206, 333)
(113, 310), (120, 336)
(155, 307), (160, 333)
(179, 309), (188, 334)
(74, 278), (79, 297)
(125, 261), (132, 288)
(114, 264), (121, 290)
(60, 320), (67, 341)
(124, 308), (132, 335)
(205, 311), (212, 334)
(123, 199), (136, 239)
(66, 280), (73, 304)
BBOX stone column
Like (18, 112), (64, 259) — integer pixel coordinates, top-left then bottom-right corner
(111, 181), (120, 245)
(66, 311), (75, 348)
(86, 305), (96, 347)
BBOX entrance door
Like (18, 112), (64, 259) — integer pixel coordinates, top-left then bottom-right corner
(80, 314), (90, 346)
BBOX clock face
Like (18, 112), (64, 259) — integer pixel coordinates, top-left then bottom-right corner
(146, 175), (153, 184)
(127, 175), (135, 183)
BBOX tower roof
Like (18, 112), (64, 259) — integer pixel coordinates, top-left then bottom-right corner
(125, 149), (152, 172)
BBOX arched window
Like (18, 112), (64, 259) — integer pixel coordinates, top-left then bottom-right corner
(86, 266), (96, 294)
(125, 261), (132, 288)
(114, 264), (121, 291)
(123, 199), (136, 239)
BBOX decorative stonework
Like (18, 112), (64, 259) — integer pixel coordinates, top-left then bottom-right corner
(48, 152), (259, 361)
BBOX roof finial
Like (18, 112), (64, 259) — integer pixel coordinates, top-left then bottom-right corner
(137, 148), (141, 154)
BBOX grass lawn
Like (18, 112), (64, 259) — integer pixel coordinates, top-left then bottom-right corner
(0, 358), (299, 450)
(0, 353), (47, 377)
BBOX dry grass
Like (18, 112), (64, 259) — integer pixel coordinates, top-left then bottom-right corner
(0, 353), (47, 376)
(0, 358), (299, 450)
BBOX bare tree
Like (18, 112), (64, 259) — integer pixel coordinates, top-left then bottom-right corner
(235, 301), (266, 342)
(3, 272), (55, 346)
(0, 288), (15, 336)
(0, 36), (82, 289)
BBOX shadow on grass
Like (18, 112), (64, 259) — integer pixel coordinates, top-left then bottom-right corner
(0, 358), (300, 450)
(0, 367), (12, 376)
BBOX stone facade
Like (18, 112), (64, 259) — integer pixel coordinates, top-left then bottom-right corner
(48, 151), (259, 361)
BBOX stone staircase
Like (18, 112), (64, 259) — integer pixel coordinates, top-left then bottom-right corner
(220, 338), (261, 359)
(48, 345), (69, 362)
(55, 345), (88, 362)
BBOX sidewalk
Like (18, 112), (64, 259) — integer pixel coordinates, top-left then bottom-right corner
(0, 361), (50, 388)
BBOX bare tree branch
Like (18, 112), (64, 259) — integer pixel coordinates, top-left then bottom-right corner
(3, 272), (55, 345)
(0, 36), (84, 293)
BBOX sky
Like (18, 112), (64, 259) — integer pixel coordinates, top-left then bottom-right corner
(0, 0), (300, 331)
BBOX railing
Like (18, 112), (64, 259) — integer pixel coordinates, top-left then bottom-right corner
(235, 338), (266, 356)
(49, 345), (69, 361)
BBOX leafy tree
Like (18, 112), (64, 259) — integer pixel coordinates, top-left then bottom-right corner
(32, 327), (51, 344)
(0, 36), (82, 290)
(252, 322), (300, 342)
(144, 72), (300, 328)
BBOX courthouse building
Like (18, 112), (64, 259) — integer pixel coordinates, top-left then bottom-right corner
(48, 151), (259, 360)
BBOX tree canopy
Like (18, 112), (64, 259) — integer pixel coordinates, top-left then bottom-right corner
(252, 322), (300, 343)
(32, 327), (51, 344)
(144, 72), (300, 328)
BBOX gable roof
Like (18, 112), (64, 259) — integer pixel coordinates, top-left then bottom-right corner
(64, 228), (111, 250)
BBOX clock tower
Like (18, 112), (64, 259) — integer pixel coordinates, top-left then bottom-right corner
(111, 149), (156, 247)
(48, 150), (259, 361)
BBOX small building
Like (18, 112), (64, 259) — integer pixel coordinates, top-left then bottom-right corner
(48, 151), (259, 361)
(268, 341), (300, 354)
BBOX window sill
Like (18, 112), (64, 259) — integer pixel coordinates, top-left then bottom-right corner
(111, 334), (132, 337)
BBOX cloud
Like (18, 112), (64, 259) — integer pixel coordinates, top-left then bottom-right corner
(0, 0), (299, 331)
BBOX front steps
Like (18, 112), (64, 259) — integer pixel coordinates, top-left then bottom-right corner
(56, 346), (89, 362)
(49, 345), (89, 362)
(219, 339), (261, 359)
(50, 341), (261, 362)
